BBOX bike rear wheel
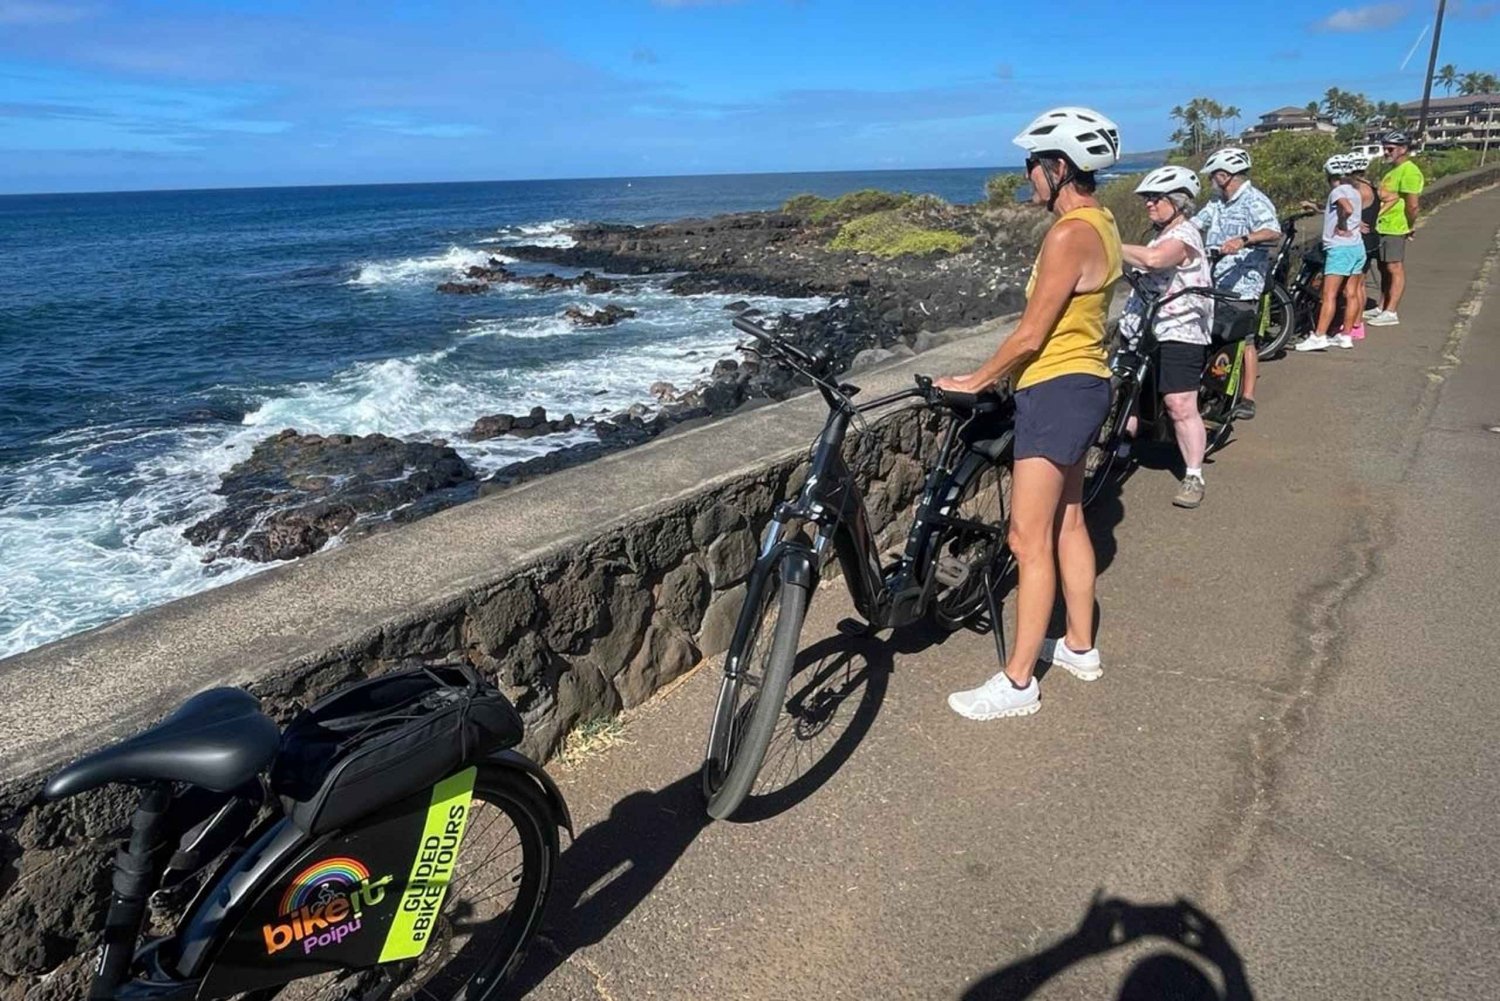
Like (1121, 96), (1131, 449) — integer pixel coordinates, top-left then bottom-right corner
(234, 768), (556, 1001)
(1256, 283), (1296, 359)
(1200, 342), (1243, 454)
(1082, 372), (1134, 509)
(702, 552), (810, 820)
(931, 446), (1012, 632)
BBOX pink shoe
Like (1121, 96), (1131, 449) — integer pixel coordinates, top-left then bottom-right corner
(1349, 324), (1366, 340)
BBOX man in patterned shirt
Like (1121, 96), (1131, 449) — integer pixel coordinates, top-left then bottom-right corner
(1193, 147), (1280, 420)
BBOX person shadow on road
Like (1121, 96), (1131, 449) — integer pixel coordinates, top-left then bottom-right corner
(961, 894), (1255, 1000)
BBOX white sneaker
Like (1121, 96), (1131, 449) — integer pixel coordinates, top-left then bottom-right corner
(1363, 306), (1382, 319)
(1295, 335), (1331, 352)
(948, 674), (1040, 720)
(1044, 637), (1104, 681)
(1333, 333), (1354, 349)
(1367, 310), (1400, 326)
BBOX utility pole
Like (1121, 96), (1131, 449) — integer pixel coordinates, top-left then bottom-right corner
(1416, 0), (1448, 145)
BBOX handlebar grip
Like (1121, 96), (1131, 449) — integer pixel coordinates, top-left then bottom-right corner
(733, 316), (775, 343)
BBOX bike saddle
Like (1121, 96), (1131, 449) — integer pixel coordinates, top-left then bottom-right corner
(44, 688), (280, 801)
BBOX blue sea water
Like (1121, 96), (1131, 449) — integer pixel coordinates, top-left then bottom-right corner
(0, 167), (1010, 659)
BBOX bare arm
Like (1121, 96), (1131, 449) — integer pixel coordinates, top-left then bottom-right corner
(1121, 237), (1189, 271)
(1219, 228), (1280, 255)
(935, 220), (1095, 392)
(1334, 197), (1355, 235)
(1403, 193), (1420, 230)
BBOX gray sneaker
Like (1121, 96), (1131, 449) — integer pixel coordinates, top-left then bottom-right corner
(1173, 474), (1205, 509)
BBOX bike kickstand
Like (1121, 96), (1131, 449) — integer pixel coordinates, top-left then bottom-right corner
(982, 562), (1008, 668)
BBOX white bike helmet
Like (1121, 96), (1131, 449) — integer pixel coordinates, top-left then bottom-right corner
(1346, 153), (1371, 172)
(1201, 147), (1252, 176)
(1134, 165), (1201, 199)
(1323, 153), (1349, 175)
(1012, 106), (1122, 172)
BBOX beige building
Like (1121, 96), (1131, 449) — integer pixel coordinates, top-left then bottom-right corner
(1241, 106), (1337, 141)
(1396, 94), (1500, 150)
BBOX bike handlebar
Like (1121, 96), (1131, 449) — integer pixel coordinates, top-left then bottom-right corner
(733, 316), (823, 371)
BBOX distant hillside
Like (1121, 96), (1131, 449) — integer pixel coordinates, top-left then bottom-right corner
(1117, 149), (1169, 171)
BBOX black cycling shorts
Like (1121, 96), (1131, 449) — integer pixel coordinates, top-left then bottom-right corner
(1157, 341), (1207, 395)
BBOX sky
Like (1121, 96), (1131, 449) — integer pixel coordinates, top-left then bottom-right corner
(1, 0), (1497, 193)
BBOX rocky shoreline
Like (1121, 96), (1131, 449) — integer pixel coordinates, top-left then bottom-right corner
(186, 197), (1043, 563)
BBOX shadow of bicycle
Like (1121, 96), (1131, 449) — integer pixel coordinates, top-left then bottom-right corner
(960, 894), (1256, 1001)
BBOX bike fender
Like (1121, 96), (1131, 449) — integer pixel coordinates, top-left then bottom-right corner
(485, 749), (574, 839)
(777, 546), (817, 591)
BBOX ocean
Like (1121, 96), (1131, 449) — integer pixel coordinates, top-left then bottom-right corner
(0, 166), (1010, 660)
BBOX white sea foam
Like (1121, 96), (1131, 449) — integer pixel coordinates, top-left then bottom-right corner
(0, 282), (828, 660)
(347, 246), (504, 287)
(493, 219), (577, 249)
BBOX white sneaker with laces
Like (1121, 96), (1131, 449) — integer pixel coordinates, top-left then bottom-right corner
(1333, 333), (1354, 349)
(1367, 310), (1400, 326)
(948, 674), (1039, 720)
(1363, 306), (1382, 319)
(1295, 334), (1331, 352)
(1044, 638), (1104, 681)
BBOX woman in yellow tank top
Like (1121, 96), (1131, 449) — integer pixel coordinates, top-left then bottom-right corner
(938, 106), (1122, 722)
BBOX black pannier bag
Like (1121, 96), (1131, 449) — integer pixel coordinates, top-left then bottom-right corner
(271, 663), (524, 835)
(1210, 300), (1258, 346)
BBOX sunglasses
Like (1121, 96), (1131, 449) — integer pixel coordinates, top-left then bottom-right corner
(1141, 193), (1168, 204)
(1024, 156), (1042, 174)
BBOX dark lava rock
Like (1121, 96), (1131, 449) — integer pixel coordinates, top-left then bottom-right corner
(564, 304), (637, 327)
(183, 430), (476, 562)
(471, 406), (579, 441)
(437, 281), (489, 294)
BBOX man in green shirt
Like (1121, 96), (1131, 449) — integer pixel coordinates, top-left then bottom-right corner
(1366, 130), (1424, 327)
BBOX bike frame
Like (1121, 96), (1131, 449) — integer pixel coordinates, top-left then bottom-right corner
(727, 379), (1011, 682)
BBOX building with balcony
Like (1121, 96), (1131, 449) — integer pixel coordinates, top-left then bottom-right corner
(1241, 106), (1337, 142)
(1393, 94), (1500, 150)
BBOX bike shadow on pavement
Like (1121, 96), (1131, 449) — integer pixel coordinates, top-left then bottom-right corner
(958, 893), (1256, 1001)
(509, 630), (899, 992)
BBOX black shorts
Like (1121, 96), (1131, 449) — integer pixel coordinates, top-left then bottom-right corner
(1014, 373), (1111, 467)
(1157, 341), (1207, 395)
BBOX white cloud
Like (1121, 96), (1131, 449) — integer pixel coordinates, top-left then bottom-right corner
(1314, 3), (1408, 31)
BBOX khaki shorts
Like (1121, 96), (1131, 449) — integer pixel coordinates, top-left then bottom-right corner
(1378, 235), (1408, 263)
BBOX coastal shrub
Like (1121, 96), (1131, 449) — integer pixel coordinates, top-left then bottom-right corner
(781, 193), (829, 218)
(828, 210), (970, 258)
(810, 188), (914, 224)
(1240, 131), (1343, 211)
(1416, 147), (1480, 180)
(1097, 173), (1152, 244)
(985, 172), (1025, 206)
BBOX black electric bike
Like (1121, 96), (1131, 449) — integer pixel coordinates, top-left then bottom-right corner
(39, 663), (570, 1000)
(1263, 210), (1323, 348)
(1082, 273), (1259, 508)
(701, 317), (1016, 820)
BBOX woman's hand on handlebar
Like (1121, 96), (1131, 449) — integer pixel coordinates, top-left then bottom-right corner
(934, 371), (995, 395)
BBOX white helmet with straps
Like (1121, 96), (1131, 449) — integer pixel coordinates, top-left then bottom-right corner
(1134, 165), (1201, 199)
(1345, 152), (1371, 172)
(1013, 106), (1122, 172)
(1201, 147), (1252, 176)
(1323, 154), (1350, 175)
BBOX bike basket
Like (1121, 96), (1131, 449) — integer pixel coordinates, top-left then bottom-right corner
(1210, 302), (1257, 345)
(270, 663), (523, 836)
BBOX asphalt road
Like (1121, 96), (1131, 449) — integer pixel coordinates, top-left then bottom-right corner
(511, 186), (1500, 1001)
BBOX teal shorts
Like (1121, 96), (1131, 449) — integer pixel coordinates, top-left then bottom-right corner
(1324, 244), (1367, 276)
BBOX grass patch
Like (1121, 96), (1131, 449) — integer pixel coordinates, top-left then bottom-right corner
(557, 714), (629, 767)
(828, 210), (970, 258)
(782, 188), (916, 224)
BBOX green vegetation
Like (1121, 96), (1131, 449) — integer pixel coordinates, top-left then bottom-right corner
(984, 172), (1025, 206)
(1170, 98), (1243, 157)
(828, 209), (970, 258)
(1095, 173), (1152, 243)
(780, 188), (916, 224)
(1436, 64), (1499, 96)
(1415, 147), (1482, 180)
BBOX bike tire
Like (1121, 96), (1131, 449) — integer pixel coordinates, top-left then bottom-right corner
(931, 444), (1012, 632)
(233, 768), (556, 1001)
(1082, 372), (1133, 509)
(701, 555), (809, 821)
(1200, 343), (1243, 454)
(1256, 283), (1296, 360)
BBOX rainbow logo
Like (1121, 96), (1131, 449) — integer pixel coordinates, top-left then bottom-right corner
(278, 857), (371, 916)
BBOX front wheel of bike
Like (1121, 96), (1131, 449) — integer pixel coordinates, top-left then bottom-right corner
(235, 768), (556, 1001)
(1256, 283), (1296, 360)
(702, 552), (810, 821)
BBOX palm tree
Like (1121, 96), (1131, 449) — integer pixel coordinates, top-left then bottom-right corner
(1322, 87), (1344, 120)
(1459, 71), (1485, 95)
(1437, 64), (1458, 95)
(1480, 72), (1500, 95)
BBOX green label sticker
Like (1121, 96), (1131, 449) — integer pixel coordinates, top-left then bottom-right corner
(378, 766), (477, 962)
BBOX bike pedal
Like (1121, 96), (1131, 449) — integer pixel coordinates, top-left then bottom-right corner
(836, 617), (871, 637)
(934, 556), (970, 588)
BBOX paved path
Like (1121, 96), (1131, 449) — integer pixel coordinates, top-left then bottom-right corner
(512, 186), (1500, 1000)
